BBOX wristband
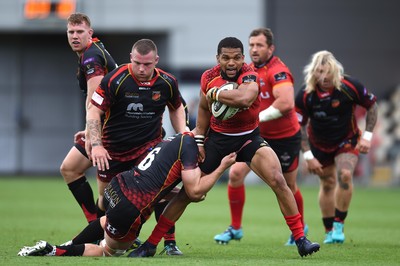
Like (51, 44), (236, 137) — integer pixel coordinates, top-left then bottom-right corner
(195, 135), (205, 147)
(362, 131), (373, 141)
(303, 150), (314, 161)
(259, 106), (283, 122)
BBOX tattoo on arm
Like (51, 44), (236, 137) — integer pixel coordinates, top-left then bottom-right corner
(365, 102), (378, 132)
(87, 119), (103, 147)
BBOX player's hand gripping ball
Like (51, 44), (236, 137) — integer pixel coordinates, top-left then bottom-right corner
(211, 82), (239, 120)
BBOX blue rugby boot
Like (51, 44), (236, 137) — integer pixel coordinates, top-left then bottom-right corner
(323, 230), (334, 244)
(332, 221), (345, 243)
(214, 226), (243, 244)
(159, 243), (183, 255)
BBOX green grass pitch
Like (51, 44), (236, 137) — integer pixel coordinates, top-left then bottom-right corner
(1, 177), (399, 265)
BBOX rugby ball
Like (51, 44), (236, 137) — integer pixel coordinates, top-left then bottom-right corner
(211, 82), (239, 120)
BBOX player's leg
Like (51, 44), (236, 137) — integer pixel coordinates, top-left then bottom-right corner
(60, 146), (96, 223)
(154, 187), (183, 255)
(332, 152), (358, 243)
(129, 188), (191, 258)
(249, 146), (320, 257)
(96, 178), (109, 216)
(317, 164), (336, 243)
(283, 168), (309, 245)
(214, 162), (249, 244)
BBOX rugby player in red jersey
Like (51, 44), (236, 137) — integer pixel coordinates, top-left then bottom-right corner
(130, 37), (320, 258)
(214, 28), (306, 246)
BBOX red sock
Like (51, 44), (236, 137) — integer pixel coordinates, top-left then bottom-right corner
(285, 213), (304, 241)
(228, 184), (245, 229)
(293, 189), (305, 227)
(148, 215), (175, 246)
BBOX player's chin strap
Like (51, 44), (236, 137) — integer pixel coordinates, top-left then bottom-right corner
(99, 239), (126, 257)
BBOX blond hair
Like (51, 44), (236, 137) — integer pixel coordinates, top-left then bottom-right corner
(303, 50), (344, 93)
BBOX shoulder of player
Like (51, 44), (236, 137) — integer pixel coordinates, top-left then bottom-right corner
(81, 45), (105, 65)
(155, 68), (178, 85)
(101, 64), (130, 85)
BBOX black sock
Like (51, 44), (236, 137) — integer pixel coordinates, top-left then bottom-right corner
(55, 244), (85, 256)
(335, 209), (348, 222)
(68, 176), (97, 223)
(72, 218), (104, 244)
(322, 217), (334, 231)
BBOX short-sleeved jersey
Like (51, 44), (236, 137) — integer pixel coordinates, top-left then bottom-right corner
(252, 56), (300, 139)
(116, 133), (198, 219)
(91, 64), (183, 161)
(295, 76), (377, 152)
(77, 38), (118, 95)
(200, 64), (260, 134)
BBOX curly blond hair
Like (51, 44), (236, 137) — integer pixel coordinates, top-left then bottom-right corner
(303, 50), (344, 93)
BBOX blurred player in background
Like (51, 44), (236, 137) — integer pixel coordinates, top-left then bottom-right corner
(18, 133), (237, 257)
(214, 27), (306, 246)
(295, 50), (378, 244)
(60, 13), (118, 224)
(130, 37), (320, 258)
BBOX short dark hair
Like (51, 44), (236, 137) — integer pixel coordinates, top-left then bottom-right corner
(67, 13), (91, 27)
(249, 28), (274, 46)
(132, 39), (158, 55)
(217, 37), (244, 55)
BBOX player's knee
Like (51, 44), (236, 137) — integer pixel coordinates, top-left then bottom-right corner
(229, 170), (245, 185)
(100, 239), (126, 257)
(60, 163), (83, 181)
(339, 168), (353, 183)
(320, 176), (336, 192)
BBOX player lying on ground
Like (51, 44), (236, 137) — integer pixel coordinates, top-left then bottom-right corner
(18, 132), (236, 257)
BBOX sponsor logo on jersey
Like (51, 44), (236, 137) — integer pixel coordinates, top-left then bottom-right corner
(152, 91), (161, 101)
(83, 57), (95, 64)
(274, 72), (287, 82)
(127, 103), (143, 112)
(125, 92), (139, 98)
(260, 91), (270, 99)
(161, 73), (173, 83)
(139, 87), (151, 90)
(140, 81), (151, 86)
(242, 74), (257, 83)
(259, 78), (265, 87)
(331, 99), (340, 108)
(106, 223), (118, 235)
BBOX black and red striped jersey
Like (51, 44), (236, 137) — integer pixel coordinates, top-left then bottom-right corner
(116, 133), (199, 218)
(77, 38), (118, 95)
(91, 64), (183, 161)
(295, 76), (377, 151)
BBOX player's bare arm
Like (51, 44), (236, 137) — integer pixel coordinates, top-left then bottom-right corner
(169, 103), (187, 133)
(86, 105), (111, 170)
(193, 91), (211, 162)
(357, 102), (378, 153)
(217, 82), (259, 108)
(182, 152), (236, 201)
(271, 83), (295, 114)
